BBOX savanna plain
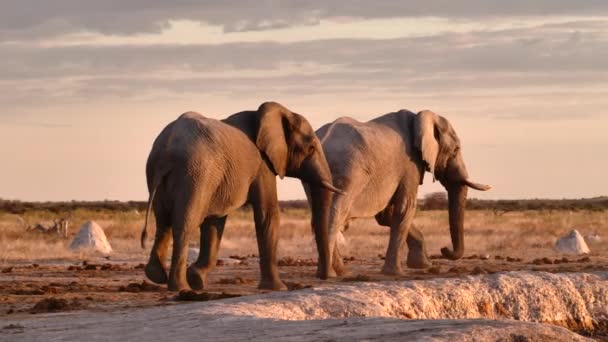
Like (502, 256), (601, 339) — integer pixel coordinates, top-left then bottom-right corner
(1, 203), (607, 340)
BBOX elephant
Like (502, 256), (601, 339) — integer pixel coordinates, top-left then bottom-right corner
(304, 109), (491, 279)
(140, 102), (343, 291)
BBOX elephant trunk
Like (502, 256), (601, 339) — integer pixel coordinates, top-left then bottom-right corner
(299, 144), (341, 279)
(441, 184), (468, 260)
(301, 159), (344, 195)
(437, 153), (490, 260)
(309, 184), (332, 279)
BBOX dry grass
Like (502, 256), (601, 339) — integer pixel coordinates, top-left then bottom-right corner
(411, 210), (607, 258)
(1, 209), (606, 263)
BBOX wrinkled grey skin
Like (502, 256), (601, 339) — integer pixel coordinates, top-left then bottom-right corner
(304, 110), (490, 278)
(141, 102), (342, 291)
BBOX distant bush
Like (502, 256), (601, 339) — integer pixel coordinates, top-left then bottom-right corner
(421, 192), (448, 210)
(0, 196), (606, 214)
(419, 195), (608, 211)
(0, 199), (147, 214)
(279, 200), (309, 210)
(462, 197), (608, 212)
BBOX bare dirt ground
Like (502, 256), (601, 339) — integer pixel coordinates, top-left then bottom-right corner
(1, 209), (607, 340)
(1, 254), (608, 318)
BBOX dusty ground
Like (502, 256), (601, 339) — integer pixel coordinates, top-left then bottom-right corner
(1, 255), (607, 316)
(1, 209), (607, 340)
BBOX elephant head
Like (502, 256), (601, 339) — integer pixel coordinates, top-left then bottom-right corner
(414, 110), (490, 260)
(256, 102), (343, 193)
(254, 102), (343, 275)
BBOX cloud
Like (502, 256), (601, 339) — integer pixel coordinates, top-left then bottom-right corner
(1, 9), (607, 124)
(1, 22), (606, 81)
(2, 1), (608, 41)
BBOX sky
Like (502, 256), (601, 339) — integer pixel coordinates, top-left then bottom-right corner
(0, 1), (607, 201)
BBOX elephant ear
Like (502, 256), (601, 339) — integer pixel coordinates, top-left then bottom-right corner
(256, 102), (289, 178)
(414, 110), (440, 181)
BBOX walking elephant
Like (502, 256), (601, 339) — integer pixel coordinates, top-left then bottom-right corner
(304, 109), (490, 279)
(140, 102), (342, 291)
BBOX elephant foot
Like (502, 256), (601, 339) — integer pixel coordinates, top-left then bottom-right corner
(316, 266), (336, 279)
(333, 264), (351, 277)
(331, 252), (350, 277)
(381, 263), (404, 276)
(186, 266), (209, 290)
(406, 250), (432, 269)
(144, 261), (168, 284)
(168, 266), (190, 292)
(258, 278), (287, 291)
(440, 247), (462, 260)
(317, 263), (346, 279)
(168, 278), (190, 292)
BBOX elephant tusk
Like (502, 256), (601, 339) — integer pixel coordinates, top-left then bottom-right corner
(321, 180), (347, 195)
(463, 179), (491, 191)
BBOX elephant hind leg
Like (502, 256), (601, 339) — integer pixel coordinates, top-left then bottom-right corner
(145, 211), (172, 284)
(168, 193), (208, 292)
(187, 216), (227, 290)
(376, 205), (430, 269)
(381, 194), (416, 276)
(168, 217), (195, 292)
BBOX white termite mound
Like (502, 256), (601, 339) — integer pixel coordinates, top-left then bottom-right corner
(555, 229), (590, 255)
(69, 221), (112, 255)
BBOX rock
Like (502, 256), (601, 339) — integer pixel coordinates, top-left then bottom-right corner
(69, 221), (112, 255)
(3, 316), (590, 341)
(555, 230), (590, 255)
(197, 271), (607, 331)
(5, 271), (604, 341)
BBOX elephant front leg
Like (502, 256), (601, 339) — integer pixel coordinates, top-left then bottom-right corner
(187, 216), (227, 290)
(319, 237), (348, 278)
(145, 216), (171, 284)
(381, 196), (416, 276)
(322, 193), (351, 278)
(331, 240), (350, 276)
(254, 205), (287, 291)
(406, 225), (431, 269)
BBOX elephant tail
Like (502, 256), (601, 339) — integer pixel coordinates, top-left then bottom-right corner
(140, 167), (169, 249)
(140, 187), (157, 249)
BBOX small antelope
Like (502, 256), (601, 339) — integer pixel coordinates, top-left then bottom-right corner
(27, 218), (70, 238)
